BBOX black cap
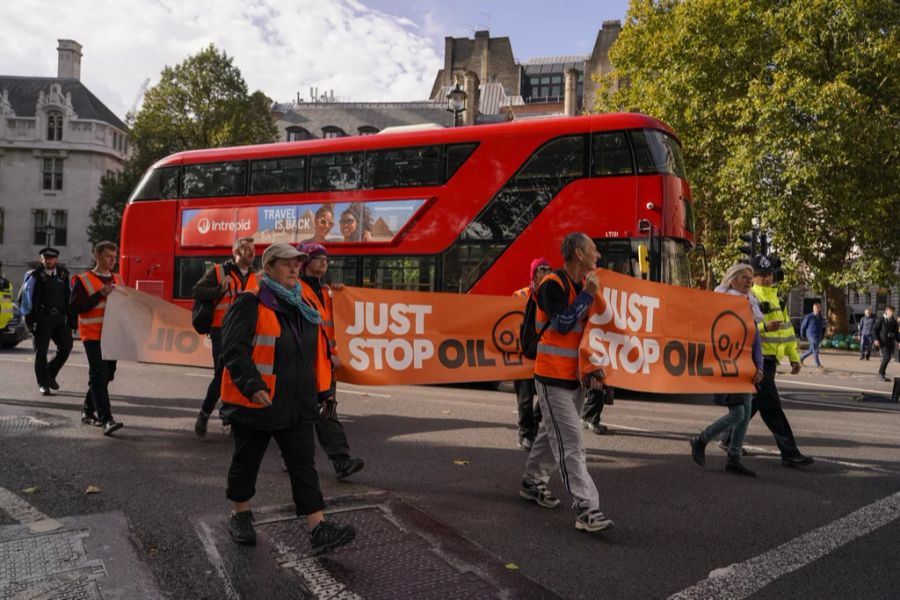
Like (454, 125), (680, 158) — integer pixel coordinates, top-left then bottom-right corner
(39, 247), (60, 258)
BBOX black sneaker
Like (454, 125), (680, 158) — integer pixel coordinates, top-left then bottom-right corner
(39, 386), (52, 396)
(309, 520), (355, 556)
(49, 378), (60, 391)
(229, 511), (256, 545)
(102, 420), (124, 436)
(782, 455), (815, 468)
(194, 411), (210, 437)
(81, 411), (99, 426)
(334, 457), (364, 481)
(690, 435), (707, 467)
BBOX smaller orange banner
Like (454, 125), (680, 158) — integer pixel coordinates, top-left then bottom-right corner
(332, 287), (533, 385)
(579, 269), (756, 394)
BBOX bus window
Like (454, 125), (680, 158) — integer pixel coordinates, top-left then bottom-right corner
(630, 129), (686, 178)
(323, 255), (360, 287)
(182, 162), (248, 198)
(130, 166), (180, 202)
(461, 135), (585, 241)
(592, 132), (633, 176)
(660, 238), (692, 287)
(444, 143), (478, 181)
(441, 242), (505, 292)
(309, 152), (365, 191)
(250, 157), (306, 194)
(174, 256), (219, 299)
(594, 238), (636, 276)
(368, 146), (441, 189)
(363, 256), (436, 291)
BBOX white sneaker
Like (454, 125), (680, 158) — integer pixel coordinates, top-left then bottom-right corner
(575, 508), (614, 532)
(519, 479), (560, 509)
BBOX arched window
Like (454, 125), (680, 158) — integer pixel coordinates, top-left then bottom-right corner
(322, 126), (346, 139)
(46, 111), (63, 141)
(286, 126), (312, 142)
(358, 126), (379, 136)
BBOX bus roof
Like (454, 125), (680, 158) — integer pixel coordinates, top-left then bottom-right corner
(149, 112), (676, 168)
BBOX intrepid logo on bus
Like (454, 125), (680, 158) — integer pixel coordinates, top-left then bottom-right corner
(201, 218), (252, 233)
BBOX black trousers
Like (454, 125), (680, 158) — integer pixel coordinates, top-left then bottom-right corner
(514, 378), (542, 439)
(201, 329), (223, 415)
(581, 390), (606, 424)
(227, 421), (324, 517)
(32, 313), (72, 387)
(82, 340), (117, 423)
(723, 357), (801, 458)
(878, 344), (894, 377)
(315, 381), (351, 462)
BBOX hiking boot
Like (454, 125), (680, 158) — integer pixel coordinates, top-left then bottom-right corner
(229, 511), (256, 545)
(519, 479), (560, 509)
(194, 410), (210, 437)
(717, 440), (748, 456)
(309, 520), (355, 556)
(725, 454), (756, 477)
(575, 508), (614, 532)
(334, 457), (364, 481)
(690, 435), (707, 467)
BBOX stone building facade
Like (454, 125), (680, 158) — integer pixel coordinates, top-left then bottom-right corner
(0, 40), (129, 288)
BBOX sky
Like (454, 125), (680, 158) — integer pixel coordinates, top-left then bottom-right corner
(0, 0), (629, 119)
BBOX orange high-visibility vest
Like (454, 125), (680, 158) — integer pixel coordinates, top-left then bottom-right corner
(301, 280), (334, 394)
(220, 296), (278, 409)
(212, 265), (258, 328)
(76, 271), (124, 341)
(534, 272), (582, 382)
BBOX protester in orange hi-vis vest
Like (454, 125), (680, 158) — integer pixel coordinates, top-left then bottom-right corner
(520, 232), (615, 534)
(218, 243), (356, 555)
(512, 257), (552, 451)
(71, 241), (125, 436)
(191, 236), (258, 436)
(297, 241), (365, 481)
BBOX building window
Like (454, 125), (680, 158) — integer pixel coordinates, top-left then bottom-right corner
(32, 210), (48, 245)
(286, 127), (312, 142)
(32, 209), (67, 246)
(358, 126), (379, 136)
(46, 111), (63, 141)
(52, 210), (68, 246)
(42, 158), (63, 190)
(0, 207), (4, 244)
(322, 126), (346, 139)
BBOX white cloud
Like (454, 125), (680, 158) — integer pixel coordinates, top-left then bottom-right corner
(0, 0), (442, 119)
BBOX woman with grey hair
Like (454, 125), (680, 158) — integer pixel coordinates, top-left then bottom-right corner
(689, 263), (764, 476)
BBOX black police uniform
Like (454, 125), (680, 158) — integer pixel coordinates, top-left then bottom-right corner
(25, 259), (74, 393)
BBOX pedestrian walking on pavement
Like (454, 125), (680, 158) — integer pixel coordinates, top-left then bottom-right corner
(690, 263), (764, 477)
(297, 241), (365, 481)
(512, 257), (551, 449)
(720, 255), (814, 468)
(220, 243), (356, 555)
(800, 302), (826, 369)
(519, 233), (614, 533)
(191, 237), (258, 436)
(858, 308), (876, 360)
(872, 305), (898, 382)
(71, 241), (124, 435)
(19, 247), (74, 395)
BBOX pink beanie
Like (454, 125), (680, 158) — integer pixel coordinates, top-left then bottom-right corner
(529, 257), (551, 281)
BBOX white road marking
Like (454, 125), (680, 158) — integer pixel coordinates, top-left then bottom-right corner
(0, 487), (64, 533)
(185, 372), (213, 378)
(194, 521), (241, 600)
(337, 386), (391, 398)
(776, 378), (892, 396)
(670, 489), (900, 599)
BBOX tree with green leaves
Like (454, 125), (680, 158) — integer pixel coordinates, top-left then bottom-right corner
(595, 0), (900, 332)
(90, 44), (278, 245)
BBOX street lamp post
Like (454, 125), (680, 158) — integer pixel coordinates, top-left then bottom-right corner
(45, 221), (55, 248)
(446, 83), (467, 128)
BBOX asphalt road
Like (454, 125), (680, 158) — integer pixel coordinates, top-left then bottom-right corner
(1, 344), (898, 599)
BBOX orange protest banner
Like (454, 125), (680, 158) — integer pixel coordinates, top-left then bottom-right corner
(332, 286), (533, 385)
(579, 269), (757, 394)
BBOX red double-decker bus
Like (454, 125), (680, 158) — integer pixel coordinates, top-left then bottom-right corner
(121, 112), (694, 306)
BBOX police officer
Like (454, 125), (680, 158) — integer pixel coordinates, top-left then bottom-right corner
(721, 255), (814, 467)
(20, 247), (73, 395)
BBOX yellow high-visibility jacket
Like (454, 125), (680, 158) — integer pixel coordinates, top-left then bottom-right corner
(751, 284), (799, 363)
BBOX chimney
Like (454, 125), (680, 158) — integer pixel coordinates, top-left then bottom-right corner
(564, 68), (579, 116)
(57, 39), (83, 80)
(463, 70), (479, 127)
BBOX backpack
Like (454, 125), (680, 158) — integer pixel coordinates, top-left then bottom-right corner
(519, 269), (570, 360)
(191, 264), (225, 335)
